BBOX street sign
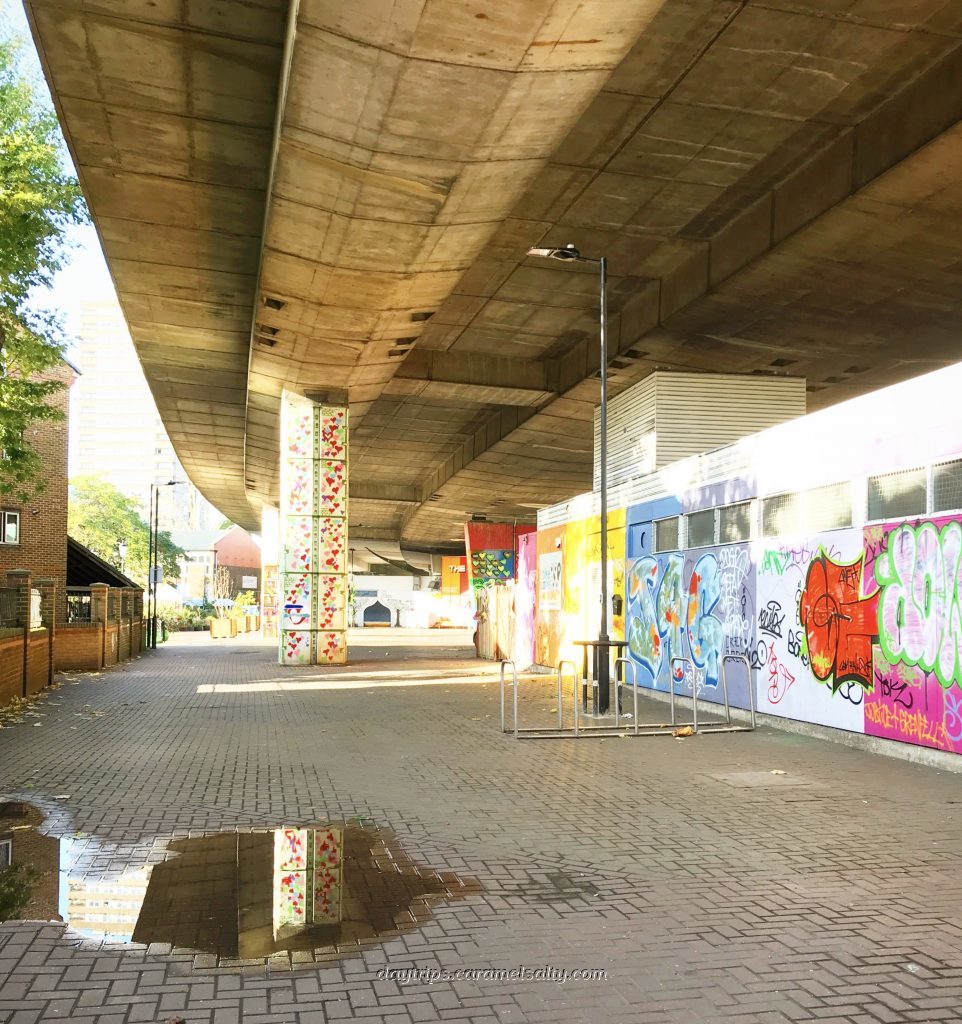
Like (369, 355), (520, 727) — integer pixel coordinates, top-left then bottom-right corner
(149, 566), (162, 587)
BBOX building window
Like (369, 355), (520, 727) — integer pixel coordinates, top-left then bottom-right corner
(686, 509), (716, 549)
(653, 516), (679, 553)
(1, 510), (19, 545)
(0, 839), (10, 868)
(868, 468), (927, 522)
(933, 459), (962, 514)
(806, 482), (853, 532)
(762, 483), (852, 537)
(761, 492), (802, 538)
(719, 501), (751, 543)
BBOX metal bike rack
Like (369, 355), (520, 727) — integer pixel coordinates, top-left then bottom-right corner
(614, 657), (639, 735)
(689, 653), (758, 734)
(558, 660), (577, 733)
(669, 656), (698, 732)
(715, 653), (756, 732)
(500, 653), (759, 741)
(501, 659), (580, 739)
(500, 659), (517, 735)
(666, 654), (758, 735)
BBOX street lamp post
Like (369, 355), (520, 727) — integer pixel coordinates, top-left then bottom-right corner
(526, 243), (613, 704)
(148, 480), (185, 649)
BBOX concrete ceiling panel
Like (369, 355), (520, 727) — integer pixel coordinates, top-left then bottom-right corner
(110, 261), (256, 307)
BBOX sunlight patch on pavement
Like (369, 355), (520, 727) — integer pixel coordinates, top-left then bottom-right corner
(196, 677), (493, 693)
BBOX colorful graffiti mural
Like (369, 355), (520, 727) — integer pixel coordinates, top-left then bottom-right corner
(613, 516), (962, 753)
(471, 549), (515, 587)
(626, 543), (754, 706)
(624, 519), (962, 754)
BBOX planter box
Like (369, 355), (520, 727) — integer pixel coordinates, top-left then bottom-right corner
(237, 617), (249, 634)
(210, 618), (237, 639)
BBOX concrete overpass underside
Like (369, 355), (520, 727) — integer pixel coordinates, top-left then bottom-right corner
(27, 0), (962, 550)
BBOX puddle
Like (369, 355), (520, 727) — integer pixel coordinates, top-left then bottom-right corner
(0, 801), (480, 961)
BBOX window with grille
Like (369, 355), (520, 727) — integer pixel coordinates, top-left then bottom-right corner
(933, 459), (962, 513)
(719, 502), (751, 543)
(761, 492), (802, 538)
(686, 509), (716, 548)
(1, 510), (19, 545)
(653, 517), (679, 553)
(806, 482), (853, 532)
(868, 468), (926, 521)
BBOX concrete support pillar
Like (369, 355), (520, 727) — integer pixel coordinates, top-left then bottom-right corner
(278, 393), (349, 665)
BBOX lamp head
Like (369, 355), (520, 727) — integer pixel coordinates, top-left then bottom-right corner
(526, 243), (583, 262)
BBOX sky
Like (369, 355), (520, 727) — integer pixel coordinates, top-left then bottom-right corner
(2, 0), (118, 349)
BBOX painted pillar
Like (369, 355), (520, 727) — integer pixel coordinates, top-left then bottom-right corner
(260, 506), (280, 640)
(279, 392), (349, 665)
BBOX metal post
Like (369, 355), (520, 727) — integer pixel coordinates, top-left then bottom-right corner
(557, 660), (576, 731)
(147, 483), (156, 648)
(597, 255), (610, 706)
(555, 664), (564, 730)
(499, 660), (516, 733)
(151, 486), (160, 649)
(615, 658), (637, 735)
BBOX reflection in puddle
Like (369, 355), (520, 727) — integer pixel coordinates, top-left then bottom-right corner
(0, 803), (480, 961)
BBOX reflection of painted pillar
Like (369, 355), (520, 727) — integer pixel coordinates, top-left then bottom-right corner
(279, 392), (349, 665)
(272, 827), (344, 940)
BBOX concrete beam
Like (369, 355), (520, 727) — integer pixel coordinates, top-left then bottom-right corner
(392, 350), (555, 407)
(350, 482), (422, 505)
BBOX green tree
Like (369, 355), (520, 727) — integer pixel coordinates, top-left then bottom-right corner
(68, 476), (184, 587)
(0, 37), (86, 499)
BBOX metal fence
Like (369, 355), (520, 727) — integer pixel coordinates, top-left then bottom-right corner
(66, 588), (93, 624)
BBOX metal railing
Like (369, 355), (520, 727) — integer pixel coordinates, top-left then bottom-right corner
(66, 588), (93, 623)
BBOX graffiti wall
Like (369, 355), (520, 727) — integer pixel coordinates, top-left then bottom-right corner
(513, 532), (537, 669)
(864, 518), (962, 754)
(619, 515), (962, 755)
(755, 530), (866, 731)
(535, 526), (564, 668)
(532, 511), (626, 670)
(626, 541), (755, 709)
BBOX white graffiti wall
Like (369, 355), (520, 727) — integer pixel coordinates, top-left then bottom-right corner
(753, 529), (865, 732)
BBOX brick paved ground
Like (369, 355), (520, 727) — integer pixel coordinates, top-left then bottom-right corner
(1, 629), (961, 1024)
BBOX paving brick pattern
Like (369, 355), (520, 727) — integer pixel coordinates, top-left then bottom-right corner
(1, 630), (961, 1023)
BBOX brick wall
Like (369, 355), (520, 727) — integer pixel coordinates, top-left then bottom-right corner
(103, 623), (119, 667)
(26, 630), (51, 695)
(0, 362), (74, 621)
(0, 633), (22, 705)
(0, 629), (51, 702)
(54, 625), (103, 672)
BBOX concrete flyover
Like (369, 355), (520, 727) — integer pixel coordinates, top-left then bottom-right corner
(26, 0), (962, 549)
